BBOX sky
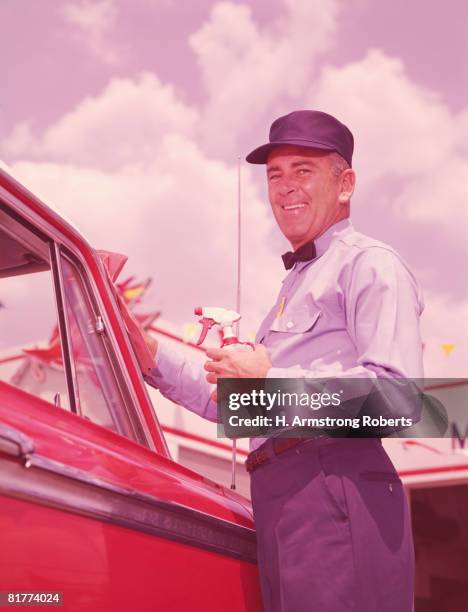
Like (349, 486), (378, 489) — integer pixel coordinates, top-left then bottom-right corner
(1, 0), (467, 378)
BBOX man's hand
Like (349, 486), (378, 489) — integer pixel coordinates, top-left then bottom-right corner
(204, 344), (272, 402)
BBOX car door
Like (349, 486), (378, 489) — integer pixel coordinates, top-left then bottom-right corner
(0, 178), (262, 611)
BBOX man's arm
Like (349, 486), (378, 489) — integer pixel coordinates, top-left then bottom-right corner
(144, 343), (219, 422)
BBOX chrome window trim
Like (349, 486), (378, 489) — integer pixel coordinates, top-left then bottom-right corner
(49, 242), (80, 415)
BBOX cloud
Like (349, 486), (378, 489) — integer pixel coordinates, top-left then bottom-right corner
(5, 0), (341, 166)
(456, 107), (468, 156)
(189, 0), (340, 157)
(311, 49), (458, 187)
(394, 155), (468, 238)
(309, 48), (468, 295)
(62, 0), (119, 65)
(3, 73), (198, 170)
(6, 134), (281, 337)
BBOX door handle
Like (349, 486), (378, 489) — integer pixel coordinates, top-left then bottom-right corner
(0, 424), (35, 468)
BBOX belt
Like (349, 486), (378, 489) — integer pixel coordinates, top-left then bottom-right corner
(245, 437), (318, 473)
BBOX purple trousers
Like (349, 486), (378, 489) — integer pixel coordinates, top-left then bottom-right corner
(249, 438), (414, 612)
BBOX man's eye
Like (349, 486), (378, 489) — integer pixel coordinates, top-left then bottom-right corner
(269, 174), (280, 181)
(297, 168), (311, 175)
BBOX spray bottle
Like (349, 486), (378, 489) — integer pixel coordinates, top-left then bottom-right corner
(194, 306), (253, 351)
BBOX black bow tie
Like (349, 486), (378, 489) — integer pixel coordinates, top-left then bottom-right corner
(281, 240), (317, 270)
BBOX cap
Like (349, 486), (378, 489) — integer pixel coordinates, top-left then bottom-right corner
(246, 110), (354, 166)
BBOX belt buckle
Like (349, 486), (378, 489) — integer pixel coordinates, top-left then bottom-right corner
(246, 449), (264, 473)
(273, 436), (303, 455)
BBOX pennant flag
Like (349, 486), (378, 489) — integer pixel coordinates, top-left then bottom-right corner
(183, 323), (199, 343)
(441, 343), (455, 357)
(117, 275), (135, 290)
(124, 285), (147, 301)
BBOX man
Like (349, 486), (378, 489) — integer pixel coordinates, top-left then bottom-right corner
(144, 110), (423, 611)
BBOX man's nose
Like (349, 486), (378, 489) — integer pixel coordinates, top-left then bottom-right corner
(277, 178), (298, 196)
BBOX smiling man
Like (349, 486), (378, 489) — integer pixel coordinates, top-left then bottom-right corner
(144, 110), (424, 612)
(266, 146), (354, 250)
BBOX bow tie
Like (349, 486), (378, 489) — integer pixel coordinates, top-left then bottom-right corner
(281, 240), (317, 270)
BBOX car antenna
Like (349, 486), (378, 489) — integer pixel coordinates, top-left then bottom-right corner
(230, 155), (242, 491)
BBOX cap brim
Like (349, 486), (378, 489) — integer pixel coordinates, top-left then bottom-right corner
(245, 140), (335, 164)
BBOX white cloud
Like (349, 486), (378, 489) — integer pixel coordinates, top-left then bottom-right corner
(62, 0), (119, 65)
(308, 48), (468, 264)
(6, 161), (143, 245)
(7, 134), (281, 335)
(311, 49), (458, 187)
(189, 0), (340, 157)
(3, 73), (198, 171)
(393, 155), (468, 237)
(1, 123), (38, 160)
(456, 107), (468, 156)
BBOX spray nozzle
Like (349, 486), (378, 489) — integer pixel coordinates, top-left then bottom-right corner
(194, 306), (241, 346)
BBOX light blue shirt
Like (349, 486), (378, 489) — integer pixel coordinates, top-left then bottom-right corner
(145, 219), (424, 451)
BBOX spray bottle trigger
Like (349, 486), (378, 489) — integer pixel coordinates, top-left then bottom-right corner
(196, 317), (214, 346)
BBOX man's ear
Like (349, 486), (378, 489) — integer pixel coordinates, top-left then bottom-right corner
(338, 169), (356, 203)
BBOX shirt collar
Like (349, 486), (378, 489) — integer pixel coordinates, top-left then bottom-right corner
(295, 217), (353, 272)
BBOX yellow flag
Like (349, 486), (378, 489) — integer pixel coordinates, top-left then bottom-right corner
(183, 323), (199, 343)
(441, 343), (455, 357)
(124, 285), (146, 301)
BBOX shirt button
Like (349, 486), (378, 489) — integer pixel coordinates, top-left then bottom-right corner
(286, 321), (294, 329)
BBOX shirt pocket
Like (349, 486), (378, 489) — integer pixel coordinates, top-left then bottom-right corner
(268, 304), (322, 334)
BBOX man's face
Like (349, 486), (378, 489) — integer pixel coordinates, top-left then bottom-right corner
(266, 145), (350, 250)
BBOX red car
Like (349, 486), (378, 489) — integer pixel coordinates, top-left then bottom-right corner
(0, 168), (263, 611)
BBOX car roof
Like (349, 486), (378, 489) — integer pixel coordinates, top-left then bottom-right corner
(0, 165), (94, 257)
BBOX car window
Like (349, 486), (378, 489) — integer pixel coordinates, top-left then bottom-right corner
(0, 205), (145, 444)
(0, 212), (70, 410)
(59, 253), (138, 438)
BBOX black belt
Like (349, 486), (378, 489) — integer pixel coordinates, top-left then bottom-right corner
(245, 437), (317, 473)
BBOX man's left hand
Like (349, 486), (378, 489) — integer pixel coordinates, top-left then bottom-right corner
(204, 345), (272, 401)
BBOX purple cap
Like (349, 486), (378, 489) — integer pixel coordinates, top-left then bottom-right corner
(246, 110), (354, 166)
